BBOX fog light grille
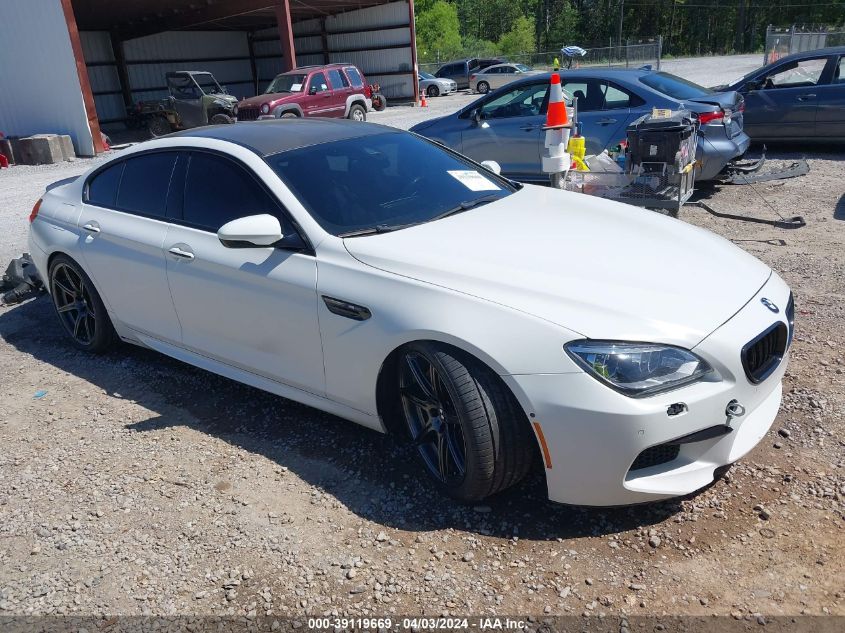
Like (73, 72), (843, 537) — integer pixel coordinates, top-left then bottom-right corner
(630, 443), (680, 471)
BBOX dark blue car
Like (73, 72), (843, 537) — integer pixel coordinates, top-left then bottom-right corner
(410, 68), (750, 182)
(720, 47), (845, 142)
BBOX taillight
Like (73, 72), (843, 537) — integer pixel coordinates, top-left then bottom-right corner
(698, 110), (724, 125)
(470, 74), (476, 81)
(738, 100), (745, 113)
(29, 198), (42, 223)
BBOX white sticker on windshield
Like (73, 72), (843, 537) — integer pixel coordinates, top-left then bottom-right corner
(291, 83), (302, 92)
(447, 170), (500, 192)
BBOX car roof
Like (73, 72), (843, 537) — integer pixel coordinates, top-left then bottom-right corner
(168, 119), (397, 157)
(773, 46), (845, 64)
(482, 63), (519, 70)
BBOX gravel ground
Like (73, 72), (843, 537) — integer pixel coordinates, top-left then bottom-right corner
(0, 53), (843, 621)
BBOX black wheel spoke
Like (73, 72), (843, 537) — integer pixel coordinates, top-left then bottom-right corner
(53, 278), (75, 299)
(72, 313), (84, 339)
(406, 355), (436, 401)
(436, 432), (450, 479)
(444, 424), (465, 472)
(56, 303), (76, 314)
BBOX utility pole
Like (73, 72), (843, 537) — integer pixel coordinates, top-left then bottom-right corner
(617, 0), (624, 48)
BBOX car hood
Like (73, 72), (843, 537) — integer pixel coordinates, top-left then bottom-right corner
(238, 92), (298, 108)
(343, 185), (771, 348)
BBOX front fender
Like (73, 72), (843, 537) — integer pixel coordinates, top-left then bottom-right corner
(315, 241), (582, 418)
(272, 103), (303, 118)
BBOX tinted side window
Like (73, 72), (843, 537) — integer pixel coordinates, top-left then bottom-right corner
(183, 152), (281, 232)
(345, 67), (364, 88)
(480, 82), (549, 119)
(328, 69), (349, 89)
(115, 153), (177, 217)
(309, 72), (330, 93)
(87, 162), (124, 208)
(563, 79), (605, 112)
(604, 83), (644, 109)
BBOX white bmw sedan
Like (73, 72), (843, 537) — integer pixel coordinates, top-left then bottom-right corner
(28, 120), (793, 506)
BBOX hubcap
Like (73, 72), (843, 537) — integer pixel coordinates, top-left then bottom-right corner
(353, 110), (364, 121)
(51, 263), (96, 345)
(400, 352), (467, 484)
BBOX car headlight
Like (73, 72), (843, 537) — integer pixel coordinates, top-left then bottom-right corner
(260, 103), (270, 115)
(564, 340), (714, 398)
(233, 104), (239, 115)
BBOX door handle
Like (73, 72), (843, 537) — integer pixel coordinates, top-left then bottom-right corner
(82, 222), (100, 234)
(519, 125), (537, 131)
(597, 118), (617, 126)
(797, 93), (816, 101)
(168, 246), (195, 260)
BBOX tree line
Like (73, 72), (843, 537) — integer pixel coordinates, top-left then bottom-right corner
(414, 0), (845, 64)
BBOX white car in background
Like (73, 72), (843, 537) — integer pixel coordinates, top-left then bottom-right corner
(470, 63), (541, 94)
(418, 71), (458, 98)
(27, 120), (793, 506)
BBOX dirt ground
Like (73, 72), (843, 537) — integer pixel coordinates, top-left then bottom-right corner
(0, 58), (843, 623)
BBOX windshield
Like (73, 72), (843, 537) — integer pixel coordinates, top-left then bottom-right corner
(639, 72), (713, 100)
(266, 131), (515, 237)
(192, 73), (223, 94)
(265, 73), (307, 94)
(419, 71), (434, 80)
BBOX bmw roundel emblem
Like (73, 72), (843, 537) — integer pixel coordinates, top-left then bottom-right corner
(760, 297), (779, 313)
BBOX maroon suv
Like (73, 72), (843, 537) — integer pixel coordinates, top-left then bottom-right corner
(236, 64), (372, 122)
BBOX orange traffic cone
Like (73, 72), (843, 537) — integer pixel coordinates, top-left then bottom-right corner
(543, 73), (570, 129)
(420, 92), (428, 107)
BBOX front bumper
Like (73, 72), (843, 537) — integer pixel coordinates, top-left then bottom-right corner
(505, 274), (791, 506)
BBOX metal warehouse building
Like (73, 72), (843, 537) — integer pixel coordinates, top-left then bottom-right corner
(0, 0), (419, 157)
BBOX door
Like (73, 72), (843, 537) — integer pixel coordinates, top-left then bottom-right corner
(492, 65), (519, 90)
(167, 75), (205, 127)
(460, 81), (549, 180)
(326, 68), (352, 117)
(78, 152), (183, 343)
(814, 55), (845, 138)
(741, 56), (831, 138)
(163, 151), (325, 394)
(303, 71), (336, 117)
(563, 78), (639, 155)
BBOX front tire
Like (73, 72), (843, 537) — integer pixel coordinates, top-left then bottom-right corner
(398, 343), (534, 501)
(427, 85), (440, 98)
(347, 104), (367, 121)
(477, 81), (490, 94)
(210, 113), (234, 125)
(48, 255), (115, 353)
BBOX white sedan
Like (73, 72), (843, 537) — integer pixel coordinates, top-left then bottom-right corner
(27, 119), (793, 506)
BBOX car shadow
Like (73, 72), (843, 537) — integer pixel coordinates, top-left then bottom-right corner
(0, 296), (688, 540)
(835, 192), (845, 221)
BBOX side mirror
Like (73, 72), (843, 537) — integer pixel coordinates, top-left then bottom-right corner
(309, 86), (318, 95)
(471, 108), (483, 124)
(480, 160), (502, 175)
(218, 214), (283, 248)
(221, 85), (229, 94)
(745, 79), (763, 92)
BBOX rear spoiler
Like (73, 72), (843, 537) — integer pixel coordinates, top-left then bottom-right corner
(46, 176), (79, 192)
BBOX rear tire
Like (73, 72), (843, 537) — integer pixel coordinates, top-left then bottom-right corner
(397, 342), (535, 502)
(48, 255), (115, 353)
(477, 81), (490, 94)
(347, 104), (367, 121)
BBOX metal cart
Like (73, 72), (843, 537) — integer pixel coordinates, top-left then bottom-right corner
(564, 110), (699, 216)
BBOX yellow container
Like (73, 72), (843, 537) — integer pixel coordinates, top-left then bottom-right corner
(567, 135), (586, 161)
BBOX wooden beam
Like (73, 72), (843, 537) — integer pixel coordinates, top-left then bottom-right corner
(274, 0), (296, 72)
(408, 0), (419, 105)
(60, 0), (104, 154)
(109, 32), (134, 109)
(320, 17), (330, 65)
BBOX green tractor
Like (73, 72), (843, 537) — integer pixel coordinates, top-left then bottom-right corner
(130, 71), (238, 138)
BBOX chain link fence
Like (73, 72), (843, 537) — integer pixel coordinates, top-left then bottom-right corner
(764, 25), (845, 65)
(419, 38), (662, 76)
